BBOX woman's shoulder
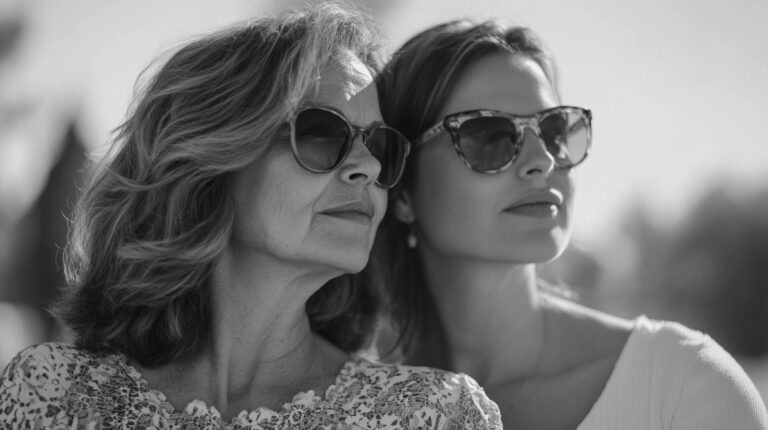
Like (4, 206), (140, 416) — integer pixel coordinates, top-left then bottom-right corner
(1, 341), (126, 384)
(0, 342), (163, 428)
(599, 316), (768, 428)
(337, 356), (502, 429)
(0, 342), (93, 426)
(629, 316), (764, 394)
(4, 340), (96, 363)
(629, 315), (753, 370)
(1, 342), (92, 387)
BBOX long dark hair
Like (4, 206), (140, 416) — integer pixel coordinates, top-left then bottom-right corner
(375, 19), (559, 368)
(54, 3), (385, 368)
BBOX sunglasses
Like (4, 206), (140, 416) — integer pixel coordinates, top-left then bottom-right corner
(289, 106), (411, 189)
(414, 106), (592, 174)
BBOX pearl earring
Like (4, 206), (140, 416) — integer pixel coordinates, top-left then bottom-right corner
(407, 231), (418, 248)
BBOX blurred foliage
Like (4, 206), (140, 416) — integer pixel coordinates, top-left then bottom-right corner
(639, 185), (768, 356)
(0, 123), (86, 339)
(0, 11), (24, 61)
(546, 182), (768, 357)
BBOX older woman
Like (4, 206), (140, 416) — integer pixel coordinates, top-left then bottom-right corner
(375, 19), (767, 429)
(0, 6), (501, 429)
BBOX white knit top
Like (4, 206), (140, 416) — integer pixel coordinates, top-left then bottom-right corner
(578, 316), (767, 429)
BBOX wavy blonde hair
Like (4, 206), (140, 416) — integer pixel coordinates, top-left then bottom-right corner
(55, 3), (385, 367)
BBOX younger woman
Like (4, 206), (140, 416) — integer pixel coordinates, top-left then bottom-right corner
(376, 19), (767, 429)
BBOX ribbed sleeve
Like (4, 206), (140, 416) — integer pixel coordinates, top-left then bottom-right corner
(577, 316), (768, 430)
(669, 329), (767, 429)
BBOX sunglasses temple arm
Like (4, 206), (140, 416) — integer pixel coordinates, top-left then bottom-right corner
(413, 123), (446, 147)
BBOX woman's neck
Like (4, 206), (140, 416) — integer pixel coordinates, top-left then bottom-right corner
(417, 244), (547, 386)
(139, 247), (348, 418)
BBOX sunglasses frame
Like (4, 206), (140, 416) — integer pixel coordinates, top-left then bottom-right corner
(414, 105), (592, 174)
(288, 105), (411, 189)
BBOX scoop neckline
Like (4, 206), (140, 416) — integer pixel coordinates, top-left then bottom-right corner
(114, 352), (362, 424)
(576, 315), (648, 428)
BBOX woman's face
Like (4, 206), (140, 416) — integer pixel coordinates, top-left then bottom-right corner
(402, 52), (573, 264)
(229, 53), (387, 275)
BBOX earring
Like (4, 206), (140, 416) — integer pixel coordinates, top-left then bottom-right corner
(407, 230), (418, 248)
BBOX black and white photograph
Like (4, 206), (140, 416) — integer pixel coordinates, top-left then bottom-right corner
(1, 0), (766, 428)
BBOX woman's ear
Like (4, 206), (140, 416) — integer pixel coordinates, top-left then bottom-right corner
(392, 190), (415, 224)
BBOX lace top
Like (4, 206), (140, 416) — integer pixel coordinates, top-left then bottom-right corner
(0, 342), (501, 429)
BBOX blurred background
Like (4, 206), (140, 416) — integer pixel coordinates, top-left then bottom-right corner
(0, 0), (766, 405)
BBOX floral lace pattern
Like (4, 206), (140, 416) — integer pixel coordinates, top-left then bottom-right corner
(0, 343), (501, 429)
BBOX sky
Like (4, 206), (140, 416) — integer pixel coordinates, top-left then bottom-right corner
(1, 0), (767, 248)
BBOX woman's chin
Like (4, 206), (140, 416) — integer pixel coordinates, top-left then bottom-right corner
(315, 254), (370, 276)
(503, 235), (570, 264)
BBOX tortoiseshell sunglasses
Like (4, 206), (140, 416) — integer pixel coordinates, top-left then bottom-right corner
(414, 106), (592, 174)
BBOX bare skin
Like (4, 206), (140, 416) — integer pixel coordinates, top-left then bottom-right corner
(415, 245), (631, 428)
(493, 297), (632, 429)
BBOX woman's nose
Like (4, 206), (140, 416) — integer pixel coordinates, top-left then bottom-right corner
(338, 134), (381, 186)
(515, 128), (555, 180)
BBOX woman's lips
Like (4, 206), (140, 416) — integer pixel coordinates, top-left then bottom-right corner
(504, 202), (559, 218)
(319, 199), (375, 225)
(319, 210), (373, 224)
(504, 189), (563, 218)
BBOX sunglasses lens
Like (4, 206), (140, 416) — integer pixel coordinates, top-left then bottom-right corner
(367, 127), (409, 188)
(293, 109), (350, 171)
(458, 117), (519, 171)
(539, 109), (590, 167)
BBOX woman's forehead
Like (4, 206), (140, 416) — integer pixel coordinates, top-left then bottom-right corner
(305, 54), (381, 125)
(314, 53), (374, 104)
(442, 52), (558, 115)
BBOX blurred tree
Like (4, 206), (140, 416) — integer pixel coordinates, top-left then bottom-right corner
(613, 182), (768, 357)
(0, 2), (24, 61)
(549, 182), (768, 358)
(656, 184), (768, 356)
(4, 122), (87, 340)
